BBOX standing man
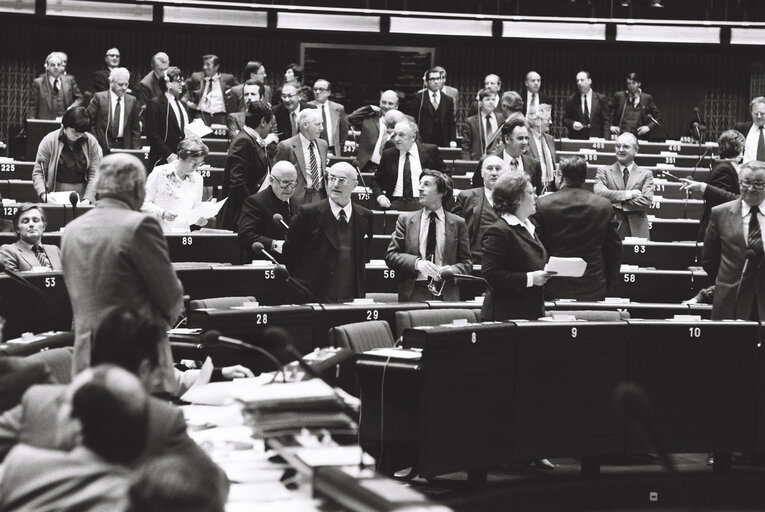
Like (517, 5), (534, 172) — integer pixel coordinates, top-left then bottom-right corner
(144, 67), (190, 169)
(226, 80), (264, 136)
(30, 52), (83, 120)
(93, 47), (123, 93)
(610, 72), (662, 140)
(61, 153), (184, 392)
(348, 90), (400, 172)
(283, 162), (373, 303)
(238, 161), (299, 262)
(493, 116), (543, 195)
(273, 84), (311, 141)
(87, 67), (141, 154)
(526, 104), (558, 192)
(414, 68), (455, 148)
(522, 71), (552, 118)
(308, 79), (349, 156)
(137, 52), (169, 110)
(594, 132), (655, 239)
(185, 54), (238, 126)
(703, 161), (765, 320)
(386, 170), (472, 302)
(452, 155), (506, 264)
(468, 73), (502, 117)
(461, 89), (504, 161)
(735, 97), (765, 164)
(372, 120), (447, 211)
(434, 66), (459, 120)
(532, 157), (622, 301)
(274, 109), (328, 205)
(563, 70), (611, 140)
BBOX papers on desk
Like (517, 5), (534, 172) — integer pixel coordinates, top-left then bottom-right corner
(295, 446), (375, 468)
(544, 256), (586, 277)
(45, 191), (85, 205)
(184, 118), (213, 138)
(182, 375), (274, 405)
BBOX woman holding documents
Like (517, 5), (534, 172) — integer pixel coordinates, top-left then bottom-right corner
(480, 171), (554, 321)
(142, 138), (216, 233)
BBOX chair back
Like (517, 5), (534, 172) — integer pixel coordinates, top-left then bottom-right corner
(328, 320), (395, 353)
(189, 296), (256, 310)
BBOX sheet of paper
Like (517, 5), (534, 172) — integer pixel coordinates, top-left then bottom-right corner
(544, 256), (586, 277)
(45, 191), (84, 204)
(184, 119), (213, 138)
(182, 375), (273, 405)
(180, 197), (227, 226)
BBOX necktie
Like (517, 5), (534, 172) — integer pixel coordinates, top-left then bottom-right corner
(32, 245), (52, 269)
(290, 112), (297, 136)
(308, 140), (320, 190)
(431, 92), (439, 110)
(112, 97), (121, 139)
(320, 105), (328, 143)
(758, 127), (765, 162)
(510, 158), (518, 171)
(338, 209), (348, 226)
(485, 114), (493, 150)
(202, 77), (211, 108)
(749, 206), (763, 254)
(541, 139), (554, 183)
(426, 211), (437, 262)
(402, 152), (413, 198)
(52, 79), (59, 95)
(623, 166), (630, 188)
(583, 95), (590, 125)
(530, 93), (537, 113)
(175, 98), (185, 131)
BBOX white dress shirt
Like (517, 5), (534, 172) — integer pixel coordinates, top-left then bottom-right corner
(482, 111), (498, 147)
(370, 117), (386, 165)
(393, 145), (423, 197)
(502, 212), (538, 287)
(741, 199), (765, 248)
(581, 90), (592, 118)
(526, 91), (538, 116)
(430, 90), (440, 109)
(329, 198), (352, 221)
(744, 124), (763, 164)
(299, 133), (322, 188)
(165, 92), (189, 130)
(109, 91), (125, 138)
(484, 186), (494, 207)
(503, 152), (525, 174)
(416, 207), (445, 280)
(201, 74), (225, 114)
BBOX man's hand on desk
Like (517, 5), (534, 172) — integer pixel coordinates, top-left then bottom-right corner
(221, 365), (255, 379)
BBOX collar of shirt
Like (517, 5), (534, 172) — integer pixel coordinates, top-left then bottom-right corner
(109, 90), (122, 104)
(502, 212), (535, 237)
(299, 132), (316, 151)
(329, 199), (352, 220)
(164, 91), (178, 103)
(166, 160), (196, 183)
(243, 125), (266, 146)
(484, 186), (494, 206)
(423, 206), (444, 222)
(582, 90), (592, 101)
(205, 73), (220, 82)
(741, 199), (765, 218)
(58, 129), (85, 149)
(16, 239), (40, 252)
(620, 162), (635, 174)
(48, 75), (59, 87)
(430, 90), (440, 101)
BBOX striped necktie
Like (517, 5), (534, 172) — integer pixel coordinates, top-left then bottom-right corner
(308, 140), (320, 190)
(33, 245), (52, 269)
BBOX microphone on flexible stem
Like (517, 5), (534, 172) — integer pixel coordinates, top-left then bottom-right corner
(272, 213), (289, 231)
(251, 242), (279, 265)
(0, 261), (56, 332)
(734, 249), (757, 319)
(440, 267), (495, 318)
(274, 264), (321, 303)
(201, 329), (286, 381)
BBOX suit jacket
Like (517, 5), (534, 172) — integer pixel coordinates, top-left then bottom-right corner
(486, 149), (543, 195)
(283, 200), (373, 302)
(451, 187), (498, 263)
(144, 93), (190, 169)
(185, 72), (238, 116)
(703, 199), (765, 320)
(93, 68), (111, 93)
(274, 134), (328, 206)
(481, 218), (548, 321)
(238, 186), (297, 261)
(526, 132), (558, 182)
(31, 128), (102, 203)
(698, 160), (740, 241)
(137, 71), (165, 109)
(61, 198), (184, 392)
(594, 162), (655, 239)
(372, 142), (447, 200)
(0, 241), (62, 272)
(384, 209), (472, 302)
(307, 100), (349, 155)
(86, 91), (141, 153)
(461, 112), (505, 160)
(348, 105), (384, 170)
(522, 91), (553, 117)
(273, 103), (314, 141)
(611, 91), (662, 138)
(30, 74), (83, 120)
(219, 130), (272, 231)
(414, 91), (456, 147)
(563, 90), (611, 139)
(531, 186), (622, 301)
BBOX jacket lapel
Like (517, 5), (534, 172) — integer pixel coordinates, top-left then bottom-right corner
(41, 78), (53, 111)
(17, 243), (38, 269)
(443, 213), (457, 263)
(728, 200), (748, 252)
(512, 222), (545, 255)
(610, 163), (625, 189)
(407, 211), (422, 256)
(318, 203), (339, 250)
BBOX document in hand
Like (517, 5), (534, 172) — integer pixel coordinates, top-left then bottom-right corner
(544, 256), (587, 277)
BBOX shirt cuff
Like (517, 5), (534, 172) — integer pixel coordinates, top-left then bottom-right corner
(526, 272), (534, 288)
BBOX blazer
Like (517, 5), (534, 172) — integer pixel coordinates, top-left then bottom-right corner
(31, 128), (102, 203)
(531, 186), (622, 301)
(562, 90), (611, 139)
(594, 162), (655, 239)
(703, 199), (765, 320)
(0, 241), (62, 272)
(274, 134), (329, 206)
(372, 142), (447, 200)
(384, 209), (472, 302)
(481, 218), (548, 321)
(273, 103), (314, 141)
(283, 200), (373, 302)
(451, 186), (498, 263)
(307, 100), (349, 155)
(461, 112), (505, 160)
(137, 71), (165, 109)
(522, 91), (553, 116)
(219, 130), (272, 231)
(414, 90), (456, 147)
(185, 72), (238, 115)
(30, 74), (83, 120)
(144, 93), (190, 169)
(93, 68), (111, 93)
(526, 132), (558, 173)
(698, 160), (740, 241)
(610, 91), (662, 138)
(348, 105), (384, 170)
(238, 186), (297, 261)
(86, 91), (141, 153)
(486, 149), (543, 195)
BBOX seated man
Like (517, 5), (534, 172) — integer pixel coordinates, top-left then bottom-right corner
(0, 203), (62, 271)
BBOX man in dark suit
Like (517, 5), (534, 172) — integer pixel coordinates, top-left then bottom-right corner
(30, 52), (83, 120)
(467, 74), (502, 117)
(563, 70), (611, 140)
(144, 67), (190, 169)
(347, 90), (400, 172)
(735, 97), (765, 164)
(492, 116), (543, 195)
(238, 161), (298, 262)
(87, 67), (141, 154)
(452, 155), (506, 264)
(386, 170), (472, 301)
(532, 157), (622, 301)
(136, 52), (169, 111)
(274, 109), (329, 206)
(273, 84), (313, 141)
(703, 161), (765, 321)
(283, 162), (373, 303)
(527, 104), (558, 192)
(414, 68), (455, 148)
(522, 71), (552, 118)
(92, 47), (123, 93)
(610, 72), (662, 140)
(461, 88), (504, 161)
(372, 120), (447, 211)
(185, 54), (238, 126)
(308, 79), (349, 156)
(226, 80), (264, 136)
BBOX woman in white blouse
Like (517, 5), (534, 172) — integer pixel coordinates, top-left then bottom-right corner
(142, 138), (211, 232)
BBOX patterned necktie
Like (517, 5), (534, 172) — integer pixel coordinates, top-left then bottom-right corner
(510, 158), (518, 171)
(33, 245), (52, 269)
(402, 152), (413, 198)
(338, 209), (347, 226)
(623, 166), (630, 187)
(426, 211), (437, 262)
(308, 140), (320, 190)
(112, 97), (121, 139)
(541, 139), (554, 183)
(202, 77), (211, 108)
(52, 79), (59, 95)
(485, 114), (493, 149)
(583, 95), (590, 124)
(431, 92), (439, 110)
(749, 206), (763, 254)
(758, 127), (765, 162)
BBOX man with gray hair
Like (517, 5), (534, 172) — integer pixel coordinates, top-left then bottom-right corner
(137, 51), (170, 109)
(30, 51), (83, 119)
(526, 104), (558, 192)
(62, 153), (184, 393)
(87, 67), (141, 154)
(274, 108), (329, 205)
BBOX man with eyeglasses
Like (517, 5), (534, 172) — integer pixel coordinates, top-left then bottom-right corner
(93, 48), (129, 93)
(736, 97), (765, 164)
(144, 66), (190, 170)
(307, 79), (348, 156)
(414, 68), (455, 148)
(273, 83), (313, 141)
(594, 132), (654, 239)
(274, 108), (328, 205)
(284, 162), (373, 303)
(703, 161), (765, 320)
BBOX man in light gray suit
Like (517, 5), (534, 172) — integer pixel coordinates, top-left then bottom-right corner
(594, 132), (654, 239)
(87, 67), (141, 154)
(61, 153), (183, 393)
(308, 78), (349, 156)
(274, 109), (329, 205)
(0, 204), (62, 272)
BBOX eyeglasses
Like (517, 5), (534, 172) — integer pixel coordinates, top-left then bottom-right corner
(106, 53), (120, 58)
(326, 175), (351, 185)
(271, 177), (297, 189)
(313, 87), (328, 92)
(740, 180), (765, 190)
(282, 93), (298, 99)
(614, 144), (633, 150)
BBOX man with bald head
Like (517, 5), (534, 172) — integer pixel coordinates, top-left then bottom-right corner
(137, 51), (169, 109)
(348, 90), (400, 172)
(284, 162), (373, 303)
(308, 78), (349, 156)
(93, 47), (125, 92)
(468, 73), (502, 117)
(273, 83), (313, 141)
(274, 108), (329, 205)
(87, 67), (141, 154)
(523, 71), (552, 117)
(238, 160), (299, 262)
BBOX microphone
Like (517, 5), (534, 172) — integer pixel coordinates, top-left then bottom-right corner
(351, 159), (371, 208)
(647, 114), (662, 128)
(251, 242), (279, 265)
(274, 264), (321, 303)
(69, 191), (79, 225)
(272, 213), (289, 231)
(0, 261), (55, 332)
(201, 330), (285, 381)
(439, 267), (493, 290)
(734, 249), (757, 319)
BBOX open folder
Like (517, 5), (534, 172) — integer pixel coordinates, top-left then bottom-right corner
(544, 256), (586, 277)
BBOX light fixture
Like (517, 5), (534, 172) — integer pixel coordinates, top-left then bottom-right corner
(650, 0), (664, 7)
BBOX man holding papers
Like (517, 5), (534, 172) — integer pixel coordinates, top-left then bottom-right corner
(532, 157), (622, 301)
